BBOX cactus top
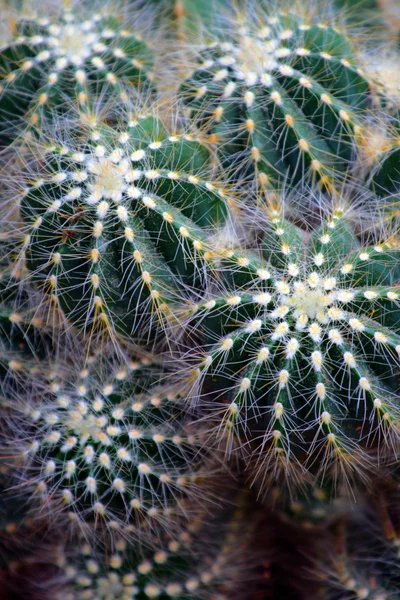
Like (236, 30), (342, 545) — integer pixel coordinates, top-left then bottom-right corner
(0, 9), (154, 142)
(181, 11), (372, 191)
(16, 114), (233, 342)
(185, 206), (400, 488)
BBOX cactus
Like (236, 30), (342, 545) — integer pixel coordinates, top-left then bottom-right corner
(6, 349), (212, 532)
(10, 112), (234, 345)
(53, 492), (257, 600)
(185, 204), (400, 489)
(179, 8), (372, 192)
(0, 5), (155, 145)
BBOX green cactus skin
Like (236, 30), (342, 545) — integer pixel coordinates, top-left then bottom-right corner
(15, 113), (233, 344)
(54, 494), (255, 600)
(184, 205), (400, 489)
(0, 7), (154, 145)
(12, 351), (209, 531)
(180, 10), (372, 192)
(371, 144), (400, 198)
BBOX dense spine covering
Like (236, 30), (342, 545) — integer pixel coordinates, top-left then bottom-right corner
(184, 205), (400, 488)
(180, 9), (372, 192)
(54, 494), (256, 600)
(1, 0), (400, 598)
(0, 6), (154, 145)
(6, 349), (214, 532)
(11, 113), (234, 344)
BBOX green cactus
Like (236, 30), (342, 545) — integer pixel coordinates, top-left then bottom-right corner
(12, 112), (234, 344)
(183, 204), (400, 489)
(179, 8), (373, 192)
(54, 492), (256, 600)
(10, 349), (211, 531)
(0, 6), (154, 145)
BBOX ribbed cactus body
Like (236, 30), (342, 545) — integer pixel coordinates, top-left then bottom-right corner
(17, 115), (231, 342)
(0, 9), (154, 144)
(186, 208), (400, 486)
(180, 12), (371, 191)
(15, 353), (206, 529)
(55, 496), (254, 600)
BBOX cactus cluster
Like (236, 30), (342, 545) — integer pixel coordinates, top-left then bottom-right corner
(1, 1), (400, 599)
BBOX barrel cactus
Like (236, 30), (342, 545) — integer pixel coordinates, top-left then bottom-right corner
(54, 493), (256, 600)
(180, 8), (372, 192)
(185, 204), (400, 489)
(11, 112), (234, 345)
(8, 349), (211, 532)
(0, 4), (154, 145)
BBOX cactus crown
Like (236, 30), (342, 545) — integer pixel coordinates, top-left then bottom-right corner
(0, 6), (154, 142)
(181, 9), (372, 191)
(185, 203), (400, 487)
